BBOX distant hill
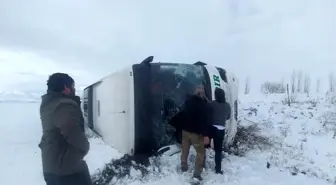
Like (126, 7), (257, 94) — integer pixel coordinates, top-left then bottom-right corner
(0, 90), (84, 102)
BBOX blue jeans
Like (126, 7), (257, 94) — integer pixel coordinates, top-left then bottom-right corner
(205, 126), (225, 173)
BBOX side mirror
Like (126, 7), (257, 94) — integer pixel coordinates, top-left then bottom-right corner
(141, 56), (154, 65)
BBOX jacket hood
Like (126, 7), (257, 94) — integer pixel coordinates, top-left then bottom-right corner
(214, 88), (226, 103)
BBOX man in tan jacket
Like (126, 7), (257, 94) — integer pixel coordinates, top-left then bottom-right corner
(39, 73), (91, 185)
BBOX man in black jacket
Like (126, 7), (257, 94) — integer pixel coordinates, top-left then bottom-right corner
(180, 85), (209, 181)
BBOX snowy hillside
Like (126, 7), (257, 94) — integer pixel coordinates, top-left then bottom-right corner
(0, 93), (335, 185)
(0, 91), (40, 102)
(0, 90), (84, 102)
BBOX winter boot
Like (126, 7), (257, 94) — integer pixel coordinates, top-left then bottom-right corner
(181, 164), (188, 172)
(193, 174), (203, 181)
(215, 169), (223, 175)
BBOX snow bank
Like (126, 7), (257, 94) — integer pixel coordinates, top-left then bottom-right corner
(0, 93), (334, 185)
(0, 102), (121, 185)
(240, 93), (336, 183)
(92, 93), (334, 185)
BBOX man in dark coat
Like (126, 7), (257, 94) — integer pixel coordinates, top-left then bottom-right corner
(207, 87), (231, 174)
(39, 73), (92, 185)
(180, 85), (210, 181)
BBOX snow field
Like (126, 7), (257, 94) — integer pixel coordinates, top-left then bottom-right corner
(0, 93), (335, 185)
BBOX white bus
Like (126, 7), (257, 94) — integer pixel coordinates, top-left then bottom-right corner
(83, 56), (238, 156)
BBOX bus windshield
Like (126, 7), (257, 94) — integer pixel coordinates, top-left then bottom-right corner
(150, 63), (209, 147)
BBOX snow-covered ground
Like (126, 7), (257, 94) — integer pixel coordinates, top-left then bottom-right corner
(0, 102), (121, 185)
(0, 93), (335, 185)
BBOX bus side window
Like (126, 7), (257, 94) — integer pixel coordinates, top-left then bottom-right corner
(97, 100), (100, 116)
(216, 67), (228, 83)
(83, 102), (88, 116)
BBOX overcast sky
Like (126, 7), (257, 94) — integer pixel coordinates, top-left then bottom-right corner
(0, 0), (335, 94)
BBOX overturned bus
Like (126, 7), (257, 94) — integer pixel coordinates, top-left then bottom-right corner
(82, 56), (238, 156)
